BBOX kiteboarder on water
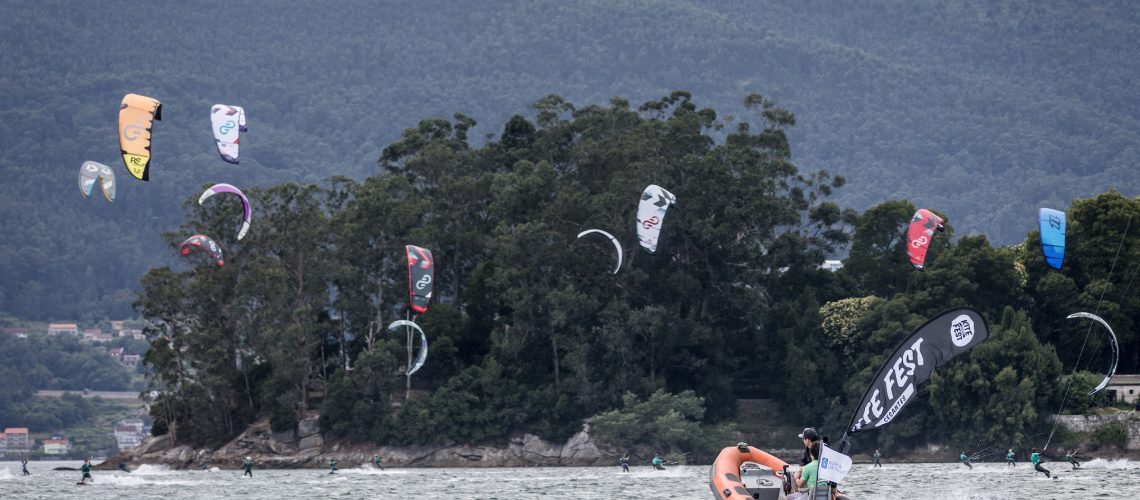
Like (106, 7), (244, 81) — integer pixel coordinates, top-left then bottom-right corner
(243, 457), (254, 477)
(1031, 448), (1051, 478)
(872, 449), (882, 468)
(21, 457), (30, 475)
(118, 463), (131, 473)
(960, 452), (972, 469)
(79, 459), (92, 484)
(620, 454), (630, 472)
(1065, 449), (1081, 470)
(1006, 449), (1016, 467)
(652, 454), (665, 470)
(372, 454), (384, 470)
(329, 459), (338, 474)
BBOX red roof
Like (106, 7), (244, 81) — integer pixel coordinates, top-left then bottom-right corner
(4, 427), (29, 434)
(48, 323), (78, 329)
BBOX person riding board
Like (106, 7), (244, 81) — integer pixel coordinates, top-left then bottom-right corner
(1031, 448), (1051, 478)
(872, 449), (882, 468)
(1006, 448), (1015, 467)
(329, 459), (338, 474)
(652, 454), (665, 470)
(21, 457), (30, 476)
(79, 459), (92, 484)
(1065, 448), (1081, 470)
(620, 454), (630, 472)
(372, 454), (384, 470)
(960, 451), (972, 469)
(118, 463), (131, 473)
(243, 456), (254, 477)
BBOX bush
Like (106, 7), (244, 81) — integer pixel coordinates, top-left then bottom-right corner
(1090, 421), (1129, 450)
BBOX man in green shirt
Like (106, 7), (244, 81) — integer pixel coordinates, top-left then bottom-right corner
(80, 459), (92, 484)
(372, 454), (384, 470)
(959, 452), (972, 469)
(243, 457), (254, 477)
(872, 449), (882, 468)
(1031, 448), (1050, 478)
(1005, 449), (1015, 467)
(794, 443), (826, 499)
(651, 454), (665, 470)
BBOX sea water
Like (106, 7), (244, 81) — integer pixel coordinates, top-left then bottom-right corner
(1, 459), (1137, 499)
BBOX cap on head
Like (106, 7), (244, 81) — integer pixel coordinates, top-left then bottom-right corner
(798, 427), (820, 440)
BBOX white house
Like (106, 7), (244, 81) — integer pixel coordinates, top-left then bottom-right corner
(42, 438), (71, 455)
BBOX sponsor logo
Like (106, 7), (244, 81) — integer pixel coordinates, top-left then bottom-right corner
(123, 124), (145, 141)
(857, 337), (925, 429)
(911, 235), (928, 247)
(219, 120), (236, 135)
(1048, 214), (1063, 230)
(642, 216), (660, 229)
(415, 274), (432, 290)
(950, 314), (975, 347)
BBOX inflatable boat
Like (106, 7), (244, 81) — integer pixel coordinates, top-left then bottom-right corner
(709, 443), (792, 500)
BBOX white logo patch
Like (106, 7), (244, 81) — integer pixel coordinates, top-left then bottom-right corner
(950, 314), (975, 347)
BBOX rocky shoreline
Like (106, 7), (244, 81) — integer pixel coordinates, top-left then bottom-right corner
(97, 416), (629, 470)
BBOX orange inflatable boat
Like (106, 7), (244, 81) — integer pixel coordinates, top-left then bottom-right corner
(709, 443), (791, 500)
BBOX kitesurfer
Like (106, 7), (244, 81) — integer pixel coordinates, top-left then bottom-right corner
(798, 428), (821, 466)
(960, 452), (972, 469)
(80, 459), (92, 484)
(1031, 448), (1050, 478)
(243, 456), (254, 477)
(620, 454), (630, 472)
(652, 454), (665, 470)
(372, 454), (384, 470)
(199, 463), (208, 470)
(872, 449), (882, 468)
(1065, 449), (1081, 470)
(21, 457), (30, 475)
(118, 463), (130, 473)
(329, 459), (338, 474)
(1006, 449), (1015, 467)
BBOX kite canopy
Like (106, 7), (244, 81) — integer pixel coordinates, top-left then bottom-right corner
(179, 234), (224, 267)
(636, 184), (676, 254)
(1038, 208), (1066, 270)
(211, 104), (247, 164)
(78, 161), (116, 202)
(388, 320), (429, 376)
(1067, 312), (1119, 395)
(847, 308), (988, 435)
(406, 245), (434, 314)
(577, 229), (623, 274)
(198, 183), (252, 240)
(119, 94), (162, 181)
(906, 209), (944, 270)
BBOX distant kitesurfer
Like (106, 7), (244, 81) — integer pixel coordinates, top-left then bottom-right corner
(118, 463), (130, 473)
(21, 457), (30, 475)
(872, 449), (882, 468)
(620, 454), (630, 472)
(80, 459), (92, 484)
(199, 463), (208, 470)
(372, 454), (384, 470)
(1006, 449), (1015, 467)
(1065, 449), (1081, 470)
(329, 459), (338, 474)
(960, 452), (972, 469)
(1031, 448), (1050, 478)
(652, 454), (665, 470)
(243, 456), (254, 477)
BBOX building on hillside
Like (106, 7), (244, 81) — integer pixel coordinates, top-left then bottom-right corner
(3, 428), (32, 453)
(114, 419), (147, 450)
(109, 347), (124, 361)
(1105, 374), (1140, 405)
(820, 259), (844, 272)
(122, 354), (141, 368)
(42, 438), (71, 455)
(82, 329), (102, 342)
(2, 327), (28, 339)
(47, 323), (79, 336)
(121, 328), (145, 340)
(111, 320), (125, 331)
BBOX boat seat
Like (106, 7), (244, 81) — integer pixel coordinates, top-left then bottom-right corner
(739, 462), (782, 500)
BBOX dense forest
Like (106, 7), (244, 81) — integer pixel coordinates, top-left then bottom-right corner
(1, 1), (1139, 320)
(134, 92), (1139, 457)
(0, 333), (137, 430)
